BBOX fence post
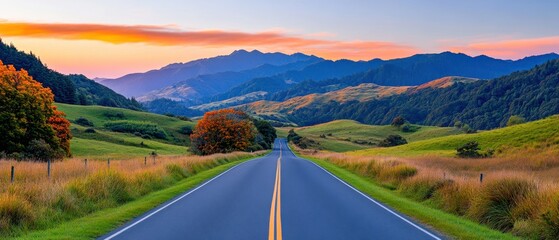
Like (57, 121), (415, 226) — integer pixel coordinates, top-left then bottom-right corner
(443, 172), (446, 179)
(108, 158), (110, 169)
(85, 159), (88, 170)
(10, 166), (14, 183)
(144, 156), (147, 165)
(47, 159), (51, 179)
(153, 155), (156, 165)
(480, 173), (484, 183)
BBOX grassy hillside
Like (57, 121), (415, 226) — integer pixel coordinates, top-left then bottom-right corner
(56, 103), (194, 158)
(281, 120), (463, 152)
(351, 115), (559, 157)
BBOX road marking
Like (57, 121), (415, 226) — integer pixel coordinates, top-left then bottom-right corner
(102, 155), (267, 240)
(268, 143), (283, 240)
(285, 140), (441, 240)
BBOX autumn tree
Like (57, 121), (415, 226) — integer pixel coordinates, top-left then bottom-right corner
(391, 116), (406, 128)
(0, 61), (71, 160)
(190, 109), (256, 155)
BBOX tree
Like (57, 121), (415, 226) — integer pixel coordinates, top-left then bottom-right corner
(0, 61), (71, 159)
(378, 135), (407, 147)
(391, 116), (406, 128)
(506, 115), (526, 126)
(190, 109), (256, 155)
(252, 119), (277, 149)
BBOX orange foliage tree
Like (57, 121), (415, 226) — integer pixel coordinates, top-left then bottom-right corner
(0, 61), (72, 159)
(190, 109), (256, 155)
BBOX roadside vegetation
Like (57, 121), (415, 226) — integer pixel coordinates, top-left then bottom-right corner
(291, 115), (559, 239)
(0, 151), (265, 238)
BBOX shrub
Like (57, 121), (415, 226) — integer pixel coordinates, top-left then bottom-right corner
(401, 124), (420, 132)
(433, 182), (473, 215)
(24, 139), (64, 161)
(0, 194), (35, 231)
(467, 178), (536, 231)
(507, 115), (526, 127)
(84, 128), (96, 133)
(178, 126), (193, 135)
(75, 117), (94, 127)
(104, 120), (167, 139)
(378, 135), (407, 147)
(391, 116), (405, 128)
(457, 141), (494, 158)
(400, 177), (452, 201)
(541, 194), (559, 239)
(103, 112), (125, 120)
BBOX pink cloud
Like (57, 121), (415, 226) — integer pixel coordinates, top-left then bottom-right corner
(450, 36), (559, 59)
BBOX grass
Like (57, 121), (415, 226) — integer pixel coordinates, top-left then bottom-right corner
(56, 103), (196, 158)
(351, 115), (559, 157)
(305, 155), (517, 240)
(0, 151), (266, 238)
(279, 120), (463, 152)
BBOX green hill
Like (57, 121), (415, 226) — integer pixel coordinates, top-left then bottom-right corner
(351, 115), (559, 157)
(57, 103), (195, 159)
(280, 120), (463, 152)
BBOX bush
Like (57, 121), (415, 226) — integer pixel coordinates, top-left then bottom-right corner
(103, 112), (125, 120)
(104, 120), (168, 139)
(84, 128), (96, 133)
(401, 124), (420, 132)
(457, 141), (494, 158)
(24, 139), (64, 161)
(0, 194), (35, 230)
(378, 135), (407, 147)
(75, 117), (94, 127)
(178, 126), (193, 135)
(468, 178), (536, 231)
(507, 115), (526, 127)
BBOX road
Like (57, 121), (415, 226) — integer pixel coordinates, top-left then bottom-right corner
(101, 138), (443, 240)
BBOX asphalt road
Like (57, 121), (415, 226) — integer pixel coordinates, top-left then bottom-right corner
(101, 139), (443, 240)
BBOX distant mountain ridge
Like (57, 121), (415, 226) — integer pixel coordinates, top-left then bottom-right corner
(267, 59), (559, 129)
(101, 50), (322, 97)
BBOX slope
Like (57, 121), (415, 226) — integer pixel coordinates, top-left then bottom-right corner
(350, 114), (559, 157)
(280, 120), (463, 152)
(56, 103), (194, 158)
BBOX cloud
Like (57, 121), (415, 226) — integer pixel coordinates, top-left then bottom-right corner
(449, 36), (559, 59)
(0, 21), (417, 60)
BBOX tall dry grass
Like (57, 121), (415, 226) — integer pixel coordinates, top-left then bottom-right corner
(299, 147), (559, 239)
(0, 152), (262, 236)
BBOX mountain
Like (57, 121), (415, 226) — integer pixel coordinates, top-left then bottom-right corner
(239, 76), (477, 124)
(212, 59), (384, 101)
(267, 59), (559, 129)
(138, 58), (321, 102)
(101, 50), (321, 97)
(0, 40), (141, 110)
(258, 52), (559, 102)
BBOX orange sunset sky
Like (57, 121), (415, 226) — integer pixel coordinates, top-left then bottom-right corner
(0, 0), (558, 78)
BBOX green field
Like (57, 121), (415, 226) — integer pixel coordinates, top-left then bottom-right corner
(351, 115), (559, 157)
(280, 120), (463, 152)
(57, 103), (195, 158)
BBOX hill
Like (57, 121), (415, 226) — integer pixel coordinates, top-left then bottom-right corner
(215, 52), (558, 104)
(277, 59), (559, 129)
(101, 50), (321, 97)
(280, 120), (463, 152)
(240, 76), (476, 125)
(350, 114), (559, 157)
(0, 40), (141, 110)
(56, 103), (194, 158)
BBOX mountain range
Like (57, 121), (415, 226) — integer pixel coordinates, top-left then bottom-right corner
(100, 50), (321, 98)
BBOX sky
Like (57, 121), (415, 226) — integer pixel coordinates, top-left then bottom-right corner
(0, 0), (558, 78)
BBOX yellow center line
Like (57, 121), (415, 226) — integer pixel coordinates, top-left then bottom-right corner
(268, 143), (283, 240)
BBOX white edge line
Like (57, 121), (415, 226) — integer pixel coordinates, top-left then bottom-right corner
(103, 154), (268, 240)
(285, 140), (442, 240)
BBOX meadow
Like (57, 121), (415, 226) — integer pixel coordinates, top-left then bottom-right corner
(278, 120), (463, 152)
(56, 103), (195, 158)
(293, 115), (559, 239)
(0, 151), (264, 237)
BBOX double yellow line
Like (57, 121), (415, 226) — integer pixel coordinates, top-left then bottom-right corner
(268, 144), (283, 240)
